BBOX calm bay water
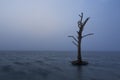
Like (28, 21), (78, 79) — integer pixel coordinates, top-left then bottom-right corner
(0, 51), (120, 80)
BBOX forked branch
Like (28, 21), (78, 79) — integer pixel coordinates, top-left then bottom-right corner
(79, 12), (83, 23)
(78, 13), (83, 28)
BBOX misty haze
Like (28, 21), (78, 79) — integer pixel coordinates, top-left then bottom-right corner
(0, 0), (120, 80)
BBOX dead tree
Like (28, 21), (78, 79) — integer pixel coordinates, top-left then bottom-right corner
(68, 13), (93, 65)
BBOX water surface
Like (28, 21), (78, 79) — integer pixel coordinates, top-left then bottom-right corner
(0, 51), (120, 80)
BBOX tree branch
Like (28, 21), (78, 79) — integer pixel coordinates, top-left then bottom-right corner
(79, 17), (90, 32)
(72, 41), (78, 47)
(82, 17), (90, 27)
(78, 12), (83, 28)
(79, 12), (83, 23)
(82, 33), (94, 38)
(68, 36), (78, 42)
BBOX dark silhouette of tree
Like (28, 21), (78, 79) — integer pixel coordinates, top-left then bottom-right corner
(68, 12), (93, 65)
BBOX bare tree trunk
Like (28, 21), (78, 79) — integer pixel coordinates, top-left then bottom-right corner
(77, 33), (82, 62)
(77, 40), (81, 62)
(68, 13), (93, 65)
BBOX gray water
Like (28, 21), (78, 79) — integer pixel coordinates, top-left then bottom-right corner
(0, 51), (120, 80)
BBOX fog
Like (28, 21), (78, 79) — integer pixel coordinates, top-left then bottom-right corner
(0, 0), (120, 51)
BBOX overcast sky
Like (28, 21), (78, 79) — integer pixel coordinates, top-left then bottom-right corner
(0, 0), (120, 51)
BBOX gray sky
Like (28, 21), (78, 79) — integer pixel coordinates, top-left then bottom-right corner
(0, 0), (120, 51)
